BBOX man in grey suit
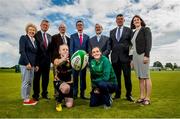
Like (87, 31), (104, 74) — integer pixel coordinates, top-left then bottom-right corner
(110, 14), (133, 101)
(89, 23), (110, 58)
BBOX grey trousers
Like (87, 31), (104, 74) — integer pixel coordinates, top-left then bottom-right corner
(20, 65), (34, 100)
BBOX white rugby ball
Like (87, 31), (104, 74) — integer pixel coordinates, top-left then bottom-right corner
(71, 50), (88, 71)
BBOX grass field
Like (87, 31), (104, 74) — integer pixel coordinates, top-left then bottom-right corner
(0, 69), (180, 118)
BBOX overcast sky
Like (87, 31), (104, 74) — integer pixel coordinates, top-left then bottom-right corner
(0, 0), (180, 67)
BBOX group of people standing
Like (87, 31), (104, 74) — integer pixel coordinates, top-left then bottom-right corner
(18, 14), (152, 111)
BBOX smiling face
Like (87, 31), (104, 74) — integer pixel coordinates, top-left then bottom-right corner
(27, 26), (36, 37)
(59, 23), (66, 34)
(40, 21), (49, 32)
(95, 24), (103, 35)
(116, 15), (125, 27)
(133, 17), (142, 28)
(91, 47), (102, 60)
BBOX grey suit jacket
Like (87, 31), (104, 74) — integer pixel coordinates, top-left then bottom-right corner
(89, 35), (110, 57)
(110, 26), (132, 63)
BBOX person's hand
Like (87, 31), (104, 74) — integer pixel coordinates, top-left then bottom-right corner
(26, 63), (32, 70)
(54, 58), (60, 66)
(34, 66), (39, 72)
(143, 56), (149, 64)
(61, 53), (69, 62)
(94, 88), (100, 94)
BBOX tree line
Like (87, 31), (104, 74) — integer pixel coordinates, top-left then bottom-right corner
(153, 61), (179, 70)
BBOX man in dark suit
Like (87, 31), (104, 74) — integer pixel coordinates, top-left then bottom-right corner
(109, 14), (133, 101)
(70, 20), (90, 99)
(51, 22), (70, 63)
(89, 23), (110, 58)
(32, 20), (52, 101)
(50, 22), (70, 98)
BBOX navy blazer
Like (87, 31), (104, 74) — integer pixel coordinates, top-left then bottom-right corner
(89, 35), (110, 57)
(18, 35), (37, 66)
(131, 27), (152, 57)
(110, 26), (132, 63)
(70, 33), (89, 56)
(35, 31), (52, 67)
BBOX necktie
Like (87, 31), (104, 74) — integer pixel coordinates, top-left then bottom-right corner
(80, 34), (83, 45)
(117, 27), (121, 42)
(62, 35), (66, 44)
(43, 32), (47, 48)
(97, 36), (100, 42)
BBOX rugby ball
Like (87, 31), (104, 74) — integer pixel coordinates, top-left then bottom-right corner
(71, 50), (88, 71)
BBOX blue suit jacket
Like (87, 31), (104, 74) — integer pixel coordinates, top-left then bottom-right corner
(70, 33), (89, 56)
(18, 35), (37, 66)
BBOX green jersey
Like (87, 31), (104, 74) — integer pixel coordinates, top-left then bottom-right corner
(89, 55), (117, 87)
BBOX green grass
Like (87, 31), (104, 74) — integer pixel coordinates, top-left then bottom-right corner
(0, 69), (180, 118)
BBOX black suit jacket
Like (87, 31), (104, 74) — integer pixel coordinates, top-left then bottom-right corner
(132, 27), (152, 57)
(19, 35), (37, 66)
(35, 31), (52, 68)
(110, 26), (132, 63)
(89, 35), (110, 57)
(50, 33), (70, 63)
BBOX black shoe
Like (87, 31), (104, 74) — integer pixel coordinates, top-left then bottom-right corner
(33, 97), (39, 101)
(113, 94), (120, 99)
(126, 96), (134, 102)
(80, 96), (89, 100)
(73, 96), (77, 100)
(42, 96), (50, 100)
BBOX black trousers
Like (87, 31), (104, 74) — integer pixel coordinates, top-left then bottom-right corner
(112, 60), (132, 97)
(54, 81), (73, 103)
(33, 66), (50, 98)
(72, 68), (86, 97)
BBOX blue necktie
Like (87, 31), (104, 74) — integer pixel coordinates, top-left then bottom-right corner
(117, 27), (121, 42)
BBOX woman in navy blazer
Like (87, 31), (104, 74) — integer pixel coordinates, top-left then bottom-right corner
(19, 23), (38, 105)
(130, 15), (152, 105)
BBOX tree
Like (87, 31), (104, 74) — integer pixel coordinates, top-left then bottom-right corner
(165, 63), (173, 70)
(173, 63), (178, 69)
(153, 61), (163, 68)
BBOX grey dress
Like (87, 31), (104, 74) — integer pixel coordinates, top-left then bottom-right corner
(131, 29), (150, 79)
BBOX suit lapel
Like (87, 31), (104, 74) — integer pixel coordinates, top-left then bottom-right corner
(26, 35), (36, 50)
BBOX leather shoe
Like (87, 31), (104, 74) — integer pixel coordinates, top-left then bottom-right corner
(126, 96), (134, 102)
(42, 96), (50, 100)
(113, 94), (120, 99)
(80, 96), (89, 100)
(33, 97), (39, 101)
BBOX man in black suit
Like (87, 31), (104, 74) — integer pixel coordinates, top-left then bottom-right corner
(32, 20), (52, 101)
(50, 22), (70, 97)
(109, 14), (133, 101)
(89, 23), (110, 58)
(51, 22), (70, 63)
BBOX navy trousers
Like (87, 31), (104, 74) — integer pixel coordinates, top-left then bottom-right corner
(90, 81), (117, 107)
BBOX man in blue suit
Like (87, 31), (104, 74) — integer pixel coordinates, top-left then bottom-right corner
(70, 20), (90, 99)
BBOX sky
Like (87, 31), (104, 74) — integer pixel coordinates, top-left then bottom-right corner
(0, 0), (180, 67)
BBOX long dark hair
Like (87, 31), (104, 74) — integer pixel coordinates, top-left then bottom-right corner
(130, 15), (146, 29)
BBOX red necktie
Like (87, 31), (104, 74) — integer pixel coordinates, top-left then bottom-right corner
(80, 34), (83, 45)
(43, 32), (47, 48)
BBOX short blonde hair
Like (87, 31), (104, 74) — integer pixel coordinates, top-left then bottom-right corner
(25, 23), (37, 34)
